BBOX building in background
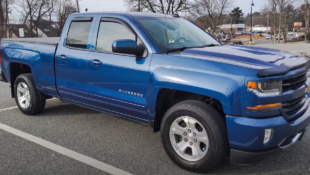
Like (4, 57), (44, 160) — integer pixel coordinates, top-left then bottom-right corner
(252, 26), (271, 32)
(218, 24), (245, 34)
(7, 19), (59, 38)
(8, 24), (35, 38)
(294, 22), (303, 31)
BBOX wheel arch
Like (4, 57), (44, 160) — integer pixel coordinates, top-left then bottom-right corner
(147, 66), (243, 132)
(150, 87), (230, 132)
(10, 62), (32, 98)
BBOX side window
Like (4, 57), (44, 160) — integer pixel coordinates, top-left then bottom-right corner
(96, 22), (135, 52)
(66, 21), (92, 49)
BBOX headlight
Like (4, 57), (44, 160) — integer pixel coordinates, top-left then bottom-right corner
(247, 80), (282, 97)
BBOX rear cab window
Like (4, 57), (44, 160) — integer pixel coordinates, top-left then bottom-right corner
(65, 17), (93, 49)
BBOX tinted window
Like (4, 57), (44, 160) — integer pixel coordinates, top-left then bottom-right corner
(66, 21), (92, 49)
(96, 22), (135, 52)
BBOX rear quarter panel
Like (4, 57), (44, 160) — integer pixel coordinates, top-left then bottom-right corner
(0, 41), (57, 95)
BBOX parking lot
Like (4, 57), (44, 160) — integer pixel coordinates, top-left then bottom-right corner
(0, 79), (309, 175)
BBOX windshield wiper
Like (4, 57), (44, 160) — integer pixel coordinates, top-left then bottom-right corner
(166, 44), (221, 54)
(199, 44), (221, 47)
(166, 47), (190, 54)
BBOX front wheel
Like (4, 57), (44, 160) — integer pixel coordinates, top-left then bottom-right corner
(160, 100), (228, 173)
(14, 73), (46, 115)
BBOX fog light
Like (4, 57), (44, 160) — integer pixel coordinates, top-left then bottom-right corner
(264, 129), (274, 144)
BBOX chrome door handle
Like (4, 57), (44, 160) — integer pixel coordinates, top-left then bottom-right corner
(57, 55), (68, 60)
(90, 59), (102, 65)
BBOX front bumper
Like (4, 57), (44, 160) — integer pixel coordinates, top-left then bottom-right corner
(227, 99), (310, 165)
(230, 125), (309, 165)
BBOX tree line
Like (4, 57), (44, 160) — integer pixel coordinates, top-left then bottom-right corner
(0, 0), (308, 43)
(124, 0), (310, 43)
(0, 0), (80, 38)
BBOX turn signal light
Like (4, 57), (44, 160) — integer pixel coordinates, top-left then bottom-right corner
(247, 81), (257, 89)
(246, 103), (281, 111)
(306, 86), (310, 93)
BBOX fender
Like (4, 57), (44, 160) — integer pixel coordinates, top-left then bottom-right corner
(146, 64), (246, 121)
(4, 48), (40, 83)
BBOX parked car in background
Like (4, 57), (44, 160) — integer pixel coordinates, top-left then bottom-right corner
(266, 35), (272, 39)
(235, 32), (242, 35)
(232, 41), (243, 45)
(276, 35), (283, 40)
(300, 34), (310, 39)
(288, 31), (294, 35)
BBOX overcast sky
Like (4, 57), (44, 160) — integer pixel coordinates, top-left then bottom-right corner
(79, 0), (267, 14)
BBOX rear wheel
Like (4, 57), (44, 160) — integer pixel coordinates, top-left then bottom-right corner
(14, 73), (46, 115)
(161, 100), (228, 173)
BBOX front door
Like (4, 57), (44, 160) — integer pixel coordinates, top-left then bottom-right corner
(55, 16), (95, 104)
(87, 17), (152, 121)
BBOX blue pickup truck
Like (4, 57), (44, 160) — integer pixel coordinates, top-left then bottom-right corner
(1, 12), (310, 173)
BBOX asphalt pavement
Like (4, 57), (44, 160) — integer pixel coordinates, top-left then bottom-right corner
(0, 78), (310, 174)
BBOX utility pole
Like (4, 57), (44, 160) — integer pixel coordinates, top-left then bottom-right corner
(267, 14), (269, 34)
(138, 0), (141, 12)
(76, 0), (80, 13)
(0, 0), (5, 39)
(250, 0), (254, 44)
(229, 13), (233, 42)
(307, 11), (309, 43)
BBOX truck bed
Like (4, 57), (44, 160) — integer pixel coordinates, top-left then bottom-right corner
(1, 37), (59, 95)
(1, 37), (60, 45)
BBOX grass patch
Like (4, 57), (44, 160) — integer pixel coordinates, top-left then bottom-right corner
(287, 38), (305, 42)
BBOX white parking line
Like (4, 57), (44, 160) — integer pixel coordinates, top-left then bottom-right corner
(0, 98), (57, 112)
(0, 98), (132, 175)
(0, 106), (18, 112)
(0, 122), (132, 175)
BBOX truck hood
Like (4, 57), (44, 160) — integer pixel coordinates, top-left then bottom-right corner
(171, 45), (309, 77)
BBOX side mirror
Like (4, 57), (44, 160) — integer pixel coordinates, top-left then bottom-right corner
(112, 39), (145, 56)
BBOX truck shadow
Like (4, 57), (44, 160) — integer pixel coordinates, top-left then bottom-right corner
(39, 100), (101, 116)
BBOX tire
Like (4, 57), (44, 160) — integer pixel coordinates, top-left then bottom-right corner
(14, 73), (46, 115)
(160, 100), (228, 173)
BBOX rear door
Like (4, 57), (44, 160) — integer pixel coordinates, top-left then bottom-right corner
(55, 16), (96, 104)
(87, 17), (152, 121)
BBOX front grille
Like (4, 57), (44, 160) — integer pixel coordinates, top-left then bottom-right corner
(282, 72), (307, 92)
(282, 95), (307, 113)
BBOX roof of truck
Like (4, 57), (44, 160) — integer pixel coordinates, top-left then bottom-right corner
(2, 37), (60, 45)
(72, 12), (174, 18)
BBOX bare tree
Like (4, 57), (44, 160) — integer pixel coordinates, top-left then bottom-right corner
(56, 0), (78, 36)
(300, 0), (310, 42)
(0, 1), (4, 38)
(124, 0), (188, 14)
(277, 0), (295, 43)
(20, 0), (55, 37)
(269, 0), (279, 44)
(189, 0), (234, 35)
(4, 0), (15, 37)
(266, 0), (279, 44)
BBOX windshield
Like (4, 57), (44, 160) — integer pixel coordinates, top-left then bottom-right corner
(139, 18), (220, 53)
